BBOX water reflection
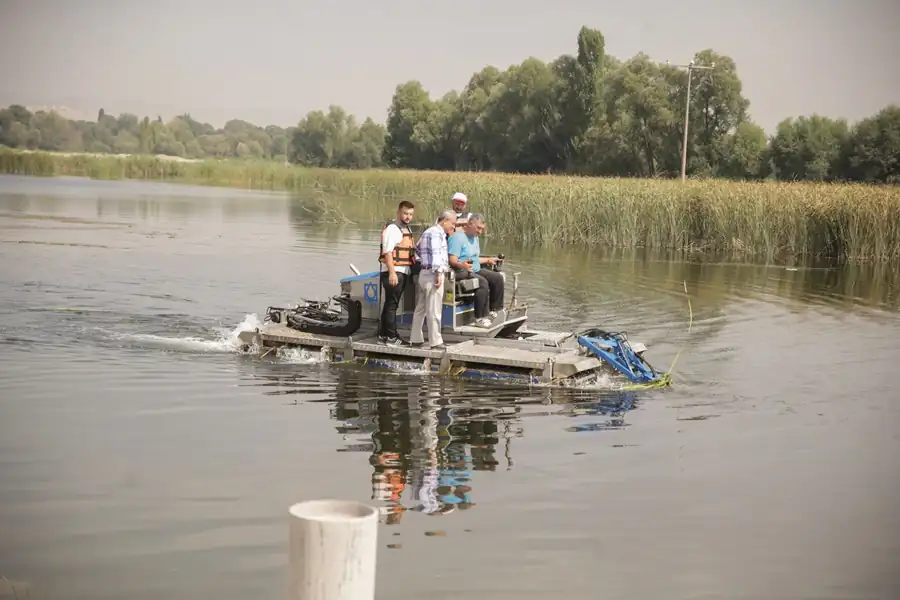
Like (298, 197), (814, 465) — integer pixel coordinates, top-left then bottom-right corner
(501, 244), (900, 314)
(5, 176), (898, 600)
(331, 371), (500, 523)
(330, 367), (643, 525)
(239, 356), (647, 526)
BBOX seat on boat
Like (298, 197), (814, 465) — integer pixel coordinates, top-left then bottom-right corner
(455, 276), (479, 294)
(446, 272), (479, 304)
(447, 271), (506, 305)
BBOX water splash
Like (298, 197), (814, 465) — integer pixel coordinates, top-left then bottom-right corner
(276, 346), (329, 364)
(113, 313), (263, 353)
(527, 370), (620, 391)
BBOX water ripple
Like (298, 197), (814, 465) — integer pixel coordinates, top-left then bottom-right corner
(2, 176), (899, 600)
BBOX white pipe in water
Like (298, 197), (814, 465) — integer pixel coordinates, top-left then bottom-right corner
(288, 499), (379, 600)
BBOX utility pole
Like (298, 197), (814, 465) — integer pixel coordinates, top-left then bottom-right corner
(667, 59), (715, 181)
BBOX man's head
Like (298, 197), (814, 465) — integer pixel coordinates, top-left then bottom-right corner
(451, 192), (468, 214)
(396, 200), (414, 224)
(463, 213), (485, 237)
(436, 209), (457, 235)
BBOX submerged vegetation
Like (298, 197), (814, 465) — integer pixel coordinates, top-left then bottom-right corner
(2, 147), (898, 262)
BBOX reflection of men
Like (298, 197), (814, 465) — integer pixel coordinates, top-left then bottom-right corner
(410, 209), (456, 349)
(409, 448), (441, 515)
(408, 393), (442, 515)
(371, 452), (407, 524)
(448, 214), (504, 328)
(378, 200), (416, 345)
(436, 408), (474, 513)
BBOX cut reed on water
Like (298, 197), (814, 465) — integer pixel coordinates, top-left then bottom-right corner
(2, 147), (899, 261)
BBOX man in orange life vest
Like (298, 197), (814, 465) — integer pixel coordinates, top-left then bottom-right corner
(378, 200), (417, 345)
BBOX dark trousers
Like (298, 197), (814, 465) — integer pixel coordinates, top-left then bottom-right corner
(379, 271), (407, 338)
(454, 268), (505, 318)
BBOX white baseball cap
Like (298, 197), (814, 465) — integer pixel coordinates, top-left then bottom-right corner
(451, 192), (467, 204)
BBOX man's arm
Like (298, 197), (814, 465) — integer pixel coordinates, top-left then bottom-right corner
(434, 233), (451, 274)
(476, 239), (495, 265)
(381, 226), (399, 278)
(425, 232), (445, 285)
(448, 254), (469, 269)
(447, 234), (471, 270)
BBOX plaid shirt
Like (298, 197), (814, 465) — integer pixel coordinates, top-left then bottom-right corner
(416, 225), (450, 273)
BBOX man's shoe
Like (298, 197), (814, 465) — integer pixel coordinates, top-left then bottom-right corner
(384, 337), (403, 346)
(474, 317), (492, 328)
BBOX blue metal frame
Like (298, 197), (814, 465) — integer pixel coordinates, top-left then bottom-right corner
(344, 270), (475, 330)
(396, 302), (472, 327)
(339, 271), (380, 283)
(355, 355), (541, 385)
(576, 332), (663, 384)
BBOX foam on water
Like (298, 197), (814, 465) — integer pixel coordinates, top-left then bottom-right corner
(275, 346), (328, 364)
(111, 313), (264, 354)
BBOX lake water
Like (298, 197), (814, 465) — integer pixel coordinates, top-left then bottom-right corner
(1, 174), (898, 600)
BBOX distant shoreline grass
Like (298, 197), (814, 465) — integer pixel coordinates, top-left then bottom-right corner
(2, 147), (899, 262)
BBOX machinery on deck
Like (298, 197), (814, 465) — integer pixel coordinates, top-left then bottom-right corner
(238, 258), (669, 387)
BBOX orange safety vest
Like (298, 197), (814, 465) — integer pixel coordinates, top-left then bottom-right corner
(378, 220), (416, 267)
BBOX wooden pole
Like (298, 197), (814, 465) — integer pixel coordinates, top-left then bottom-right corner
(666, 59), (714, 181)
(288, 499), (379, 600)
(680, 65), (694, 182)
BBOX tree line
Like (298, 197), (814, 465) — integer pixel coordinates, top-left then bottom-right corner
(1, 26), (897, 183)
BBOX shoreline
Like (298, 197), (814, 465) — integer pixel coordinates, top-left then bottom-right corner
(1, 148), (898, 262)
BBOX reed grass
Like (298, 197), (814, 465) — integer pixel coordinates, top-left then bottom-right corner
(2, 147), (899, 261)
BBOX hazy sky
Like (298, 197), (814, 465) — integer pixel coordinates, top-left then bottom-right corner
(1, 0), (898, 133)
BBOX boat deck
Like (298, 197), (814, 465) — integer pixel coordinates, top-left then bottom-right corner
(242, 321), (604, 381)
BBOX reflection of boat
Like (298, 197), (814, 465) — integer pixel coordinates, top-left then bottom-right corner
(239, 262), (668, 386)
(332, 374), (514, 524)
(329, 369), (644, 524)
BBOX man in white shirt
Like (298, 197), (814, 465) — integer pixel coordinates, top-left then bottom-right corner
(378, 200), (416, 345)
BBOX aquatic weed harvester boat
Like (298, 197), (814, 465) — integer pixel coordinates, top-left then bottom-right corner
(238, 259), (672, 388)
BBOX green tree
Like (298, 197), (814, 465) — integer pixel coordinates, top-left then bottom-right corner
(382, 81), (436, 168)
(769, 115), (849, 181)
(843, 105), (900, 183)
(0, 24), (897, 183)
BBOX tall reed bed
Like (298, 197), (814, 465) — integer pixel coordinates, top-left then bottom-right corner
(2, 148), (898, 261)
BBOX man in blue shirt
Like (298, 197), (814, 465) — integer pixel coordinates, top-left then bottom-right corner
(447, 213), (504, 328)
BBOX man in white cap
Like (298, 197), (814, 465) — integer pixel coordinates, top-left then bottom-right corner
(450, 192), (472, 232)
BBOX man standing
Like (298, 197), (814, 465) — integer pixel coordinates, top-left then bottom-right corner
(411, 209), (457, 349)
(447, 213), (504, 328)
(450, 192), (472, 232)
(378, 200), (416, 345)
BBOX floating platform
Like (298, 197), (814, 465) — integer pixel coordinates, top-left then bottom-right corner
(238, 263), (667, 387)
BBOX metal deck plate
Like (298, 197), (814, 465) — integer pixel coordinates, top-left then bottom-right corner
(350, 338), (447, 359)
(250, 320), (605, 378)
(454, 314), (526, 337)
